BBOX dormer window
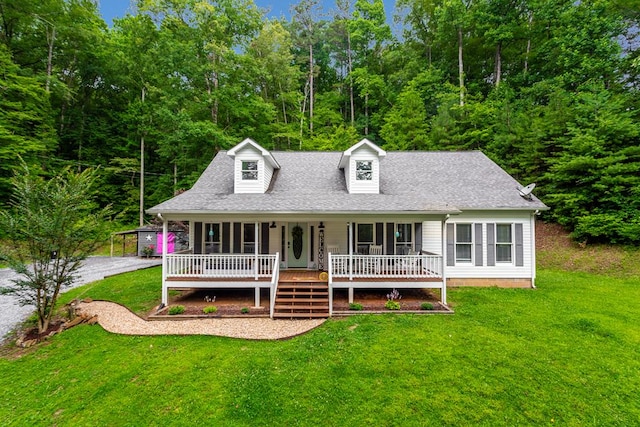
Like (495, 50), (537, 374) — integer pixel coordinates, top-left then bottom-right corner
(356, 161), (372, 181)
(242, 161), (258, 180)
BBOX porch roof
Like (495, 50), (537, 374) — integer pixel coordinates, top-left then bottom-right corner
(148, 150), (548, 216)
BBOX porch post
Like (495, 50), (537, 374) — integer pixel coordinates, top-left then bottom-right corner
(441, 217), (448, 305)
(348, 222), (353, 303)
(161, 217), (168, 306)
(254, 221), (259, 281)
(255, 287), (261, 308)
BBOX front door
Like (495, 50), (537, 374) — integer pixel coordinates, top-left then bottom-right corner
(287, 223), (308, 268)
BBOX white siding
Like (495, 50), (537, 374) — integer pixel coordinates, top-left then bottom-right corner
(422, 221), (442, 255)
(348, 147), (380, 194)
(445, 211), (535, 280)
(323, 221), (350, 254)
(234, 146), (268, 194)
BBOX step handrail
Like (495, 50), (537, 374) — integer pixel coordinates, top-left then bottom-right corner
(269, 252), (281, 319)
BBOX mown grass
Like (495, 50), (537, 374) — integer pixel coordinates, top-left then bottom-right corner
(1, 266), (639, 426)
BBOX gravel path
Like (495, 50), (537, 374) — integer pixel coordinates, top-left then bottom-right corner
(77, 301), (325, 340)
(0, 256), (161, 338)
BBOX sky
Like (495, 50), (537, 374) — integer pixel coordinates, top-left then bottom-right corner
(99, 0), (398, 27)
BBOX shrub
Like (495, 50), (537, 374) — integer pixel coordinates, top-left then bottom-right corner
(203, 306), (218, 314)
(421, 302), (434, 310)
(349, 303), (363, 311)
(385, 300), (401, 310)
(168, 305), (185, 315)
(241, 307), (249, 314)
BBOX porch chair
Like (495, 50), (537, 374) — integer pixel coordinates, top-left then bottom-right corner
(327, 245), (341, 254)
(367, 245), (383, 274)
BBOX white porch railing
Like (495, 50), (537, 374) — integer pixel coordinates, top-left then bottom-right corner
(329, 254), (443, 279)
(166, 254), (277, 279)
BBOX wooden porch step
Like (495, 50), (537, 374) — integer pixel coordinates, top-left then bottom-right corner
(277, 282), (328, 289)
(273, 277), (330, 319)
(273, 304), (330, 310)
(275, 298), (329, 305)
(277, 291), (328, 297)
(273, 312), (329, 319)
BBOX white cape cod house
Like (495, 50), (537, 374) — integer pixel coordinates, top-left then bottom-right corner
(147, 138), (548, 317)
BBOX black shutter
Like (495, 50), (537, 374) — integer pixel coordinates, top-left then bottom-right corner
(233, 223), (242, 253)
(376, 223), (384, 246)
(194, 222), (203, 254)
(386, 223), (394, 255)
(261, 223), (269, 254)
(222, 222), (230, 253)
(515, 223), (524, 266)
(414, 223), (422, 253)
(351, 223), (357, 252)
(487, 223), (495, 266)
(446, 223), (455, 266)
(310, 226), (315, 261)
(474, 223), (483, 266)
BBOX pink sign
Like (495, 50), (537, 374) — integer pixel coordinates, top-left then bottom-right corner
(156, 233), (175, 254)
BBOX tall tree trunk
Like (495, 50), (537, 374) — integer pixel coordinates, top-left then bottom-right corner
(494, 41), (502, 87)
(524, 12), (533, 75)
(45, 25), (55, 93)
(309, 43), (314, 134)
(458, 26), (465, 106)
(347, 31), (354, 126)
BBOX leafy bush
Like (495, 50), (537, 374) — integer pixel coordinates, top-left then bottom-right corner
(168, 305), (185, 315)
(241, 307), (249, 314)
(385, 300), (401, 310)
(421, 302), (434, 310)
(349, 303), (363, 311)
(203, 306), (218, 314)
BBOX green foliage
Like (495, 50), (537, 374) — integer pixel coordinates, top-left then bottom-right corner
(349, 302), (363, 311)
(203, 306), (218, 314)
(0, 162), (111, 333)
(168, 305), (186, 315)
(241, 307), (250, 314)
(384, 300), (401, 310)
(420, 302), (434, 310)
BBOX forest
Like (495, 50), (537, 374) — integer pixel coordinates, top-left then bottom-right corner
(1, 0), (639, 244)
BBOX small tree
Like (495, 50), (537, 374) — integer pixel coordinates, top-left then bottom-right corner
(0, 162), (111, 334)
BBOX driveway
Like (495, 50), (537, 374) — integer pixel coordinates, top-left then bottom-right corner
(0, 256), (161, 339)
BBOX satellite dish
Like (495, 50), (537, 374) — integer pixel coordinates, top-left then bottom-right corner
(518, 183), (536, 200)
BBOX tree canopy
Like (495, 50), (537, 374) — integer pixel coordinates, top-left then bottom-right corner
(1, 0), (639, 244)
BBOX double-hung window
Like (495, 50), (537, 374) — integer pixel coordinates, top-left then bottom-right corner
(356, 223), (374, 254)
(455, 224), (473, 263)
(204, 223), (221, 254)
(395, 223), (413, 255)
(496, 224), (513, 263)
(355, 161), (372, 181)
(241, 161), (258, 180)
(243, 223), (256, 253)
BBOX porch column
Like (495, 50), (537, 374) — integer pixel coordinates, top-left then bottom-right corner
(161, 217), (168, 306)
(254, 287), (261, 308)
(254, 221), (259, 281)
(348, 222), (354, 303)
(441, 217), (448, 305)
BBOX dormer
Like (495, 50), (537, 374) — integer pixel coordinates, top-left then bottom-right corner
(338, 139), (386, 194)
(227, 138), (280, 194)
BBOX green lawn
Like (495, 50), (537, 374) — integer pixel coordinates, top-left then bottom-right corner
(1, 267), (639, 426)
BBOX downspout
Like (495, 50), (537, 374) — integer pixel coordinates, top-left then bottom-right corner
(441, 215), (449, 305)
(531, 211), (538, 289)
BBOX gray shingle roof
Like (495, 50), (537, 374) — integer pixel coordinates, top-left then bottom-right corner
(147, 150), (548, 215)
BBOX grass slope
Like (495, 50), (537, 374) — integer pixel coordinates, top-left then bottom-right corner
(1, 267), (639, 426)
